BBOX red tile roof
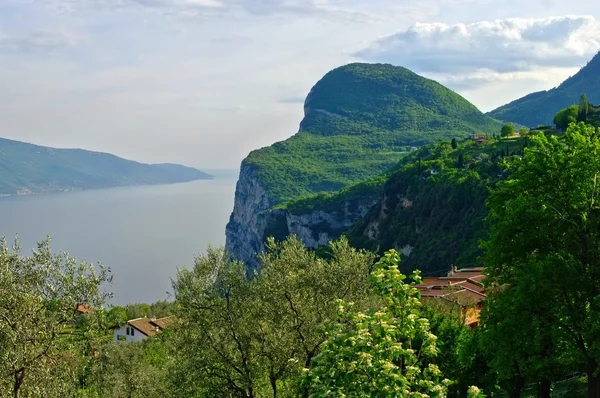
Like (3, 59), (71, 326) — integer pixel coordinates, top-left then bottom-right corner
(417, 267), (487, 308)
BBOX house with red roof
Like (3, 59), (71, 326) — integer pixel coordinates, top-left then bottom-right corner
(417, 266), (486, 327)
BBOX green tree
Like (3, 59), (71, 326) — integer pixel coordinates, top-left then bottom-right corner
(500, 124), (514, 138)
(451, 138), (458, 149)
(553, 105), (578, 130)
(170, 236), (375, 397)
(302, 250), (484, 397)
(482, 123), (600, 397)
(0, 237), (111, 398)
(88, 339), (171, 398)
(457, 152), (465, 168)
(578, 94), (590, 123)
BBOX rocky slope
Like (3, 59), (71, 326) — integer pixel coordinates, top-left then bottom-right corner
(488, 51), (600, 126)
(226, 63), (503, 268)
(0, 137), (212, 195)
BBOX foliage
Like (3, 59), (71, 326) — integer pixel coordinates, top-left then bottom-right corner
(553, 105), (578, 130)
(0, 137), (211, 195)
(169, 236), (375, 397)
(578, 94), (590, 123)
(500, 124), (514, 137)
(482, 123), (600, 396)
(242, 63), (502, 204)
(346, 136), (532, 275)
(0, 237), (111, 397)
(84, 338), (172, 398)
(488, 51), (600, 126)
(302, 250), (484, 397)
(554, 101), (600, 130)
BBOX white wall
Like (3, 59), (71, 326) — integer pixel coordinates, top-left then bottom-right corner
(113, 325), (147, 343)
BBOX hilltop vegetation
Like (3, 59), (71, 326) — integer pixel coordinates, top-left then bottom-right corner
(0, 137), (212, 195)
(243, 63), (503, 204)
(488, 51), (600, 126)
(271, 131), (537, 275)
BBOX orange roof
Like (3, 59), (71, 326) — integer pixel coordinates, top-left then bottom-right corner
(127, 316), (176, 337)
(417, 267), (487, 305)
(76, 304), (93, 314)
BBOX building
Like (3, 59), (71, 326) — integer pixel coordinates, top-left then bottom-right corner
(470, 134), (488, 145)
(416, 267), (486, 327)
(113, 316), (176, 343)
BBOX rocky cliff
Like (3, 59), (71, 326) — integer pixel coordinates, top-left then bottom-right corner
(225, 165), (271, 269)
(225, 62), (503, 268)
(225, 166), (382, 269)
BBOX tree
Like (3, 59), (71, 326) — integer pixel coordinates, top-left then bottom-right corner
(500, 124), (514, 138)
(301, 250), (485, 398)
(482, 123), (600, 397)
(88, 339), (171, 398)
(578, 94), (590, 123)
(553, 105), (578, 130)
(457, 152), (464, 168)
(451, 138), (458, 149)
(0, 237), (111, 398)
(170, 236), (375, 397)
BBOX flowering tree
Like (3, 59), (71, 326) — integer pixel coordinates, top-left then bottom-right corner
(302, 250), (484, 397)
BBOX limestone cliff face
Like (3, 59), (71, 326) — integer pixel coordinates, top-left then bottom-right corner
(225, 164), (271, 270)
(285, 201), (376, 249)
(225, 164), (379, 268)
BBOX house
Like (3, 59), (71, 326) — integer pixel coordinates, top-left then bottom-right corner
(417, 267), (486, 327)
(75, 304), (93, 314)
(470, 134), (488, 145)
(113, 316), (176, 343)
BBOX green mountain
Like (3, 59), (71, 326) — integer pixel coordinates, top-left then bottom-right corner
(0, 137), (212, 195)
(243, 63), (503, 204)
(488, 52), (600, 126)
(226, 62), (504, 267)
(273, 133), (539, 274)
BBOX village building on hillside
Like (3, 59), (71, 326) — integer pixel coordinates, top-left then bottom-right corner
(470, 134), (488, 145)
(113, 316), (176, 343)
(416, 267), (486, 327)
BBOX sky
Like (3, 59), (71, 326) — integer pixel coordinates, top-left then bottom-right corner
(1, 0), (600, 169)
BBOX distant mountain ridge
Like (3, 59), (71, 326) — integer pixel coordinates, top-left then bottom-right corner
(0, 137), (212, 195)
(488, 52), (600, 126)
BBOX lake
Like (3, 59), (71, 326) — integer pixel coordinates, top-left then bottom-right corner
(0, 176), (238, 305)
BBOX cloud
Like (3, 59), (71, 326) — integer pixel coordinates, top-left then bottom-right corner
(34, 0), (381, 21)
(355, 15), (600, 74)
(0, 30), (77, 53)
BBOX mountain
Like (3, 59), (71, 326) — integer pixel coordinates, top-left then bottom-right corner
(488, 52), (600, 126)
(226, 62), (504, 268)
(269, 134), (536, 275)
(0, 137), (212, 195)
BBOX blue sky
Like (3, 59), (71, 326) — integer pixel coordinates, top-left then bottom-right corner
(1, 0), (600, 169)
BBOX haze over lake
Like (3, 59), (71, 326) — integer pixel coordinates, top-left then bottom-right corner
(0, 175), (237, 305)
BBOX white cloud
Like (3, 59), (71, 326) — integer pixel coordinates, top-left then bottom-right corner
(32, 0), (381, 21)
(0, 29), (78, 52)
(355, 15), (600, 74)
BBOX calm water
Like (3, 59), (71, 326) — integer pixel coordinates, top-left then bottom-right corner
(0, 177), (237, 305)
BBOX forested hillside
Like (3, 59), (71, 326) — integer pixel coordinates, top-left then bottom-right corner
(269, 130), (537, 275)
(0, 137), (212, 195)
(244, 63), (503, 203)
(488, 51), (600, 126)
(227, 63), (503, 268)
